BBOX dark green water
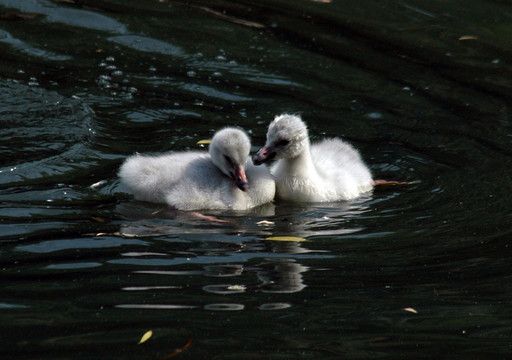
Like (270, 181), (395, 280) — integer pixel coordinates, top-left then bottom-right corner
(1, 0), (512, 359)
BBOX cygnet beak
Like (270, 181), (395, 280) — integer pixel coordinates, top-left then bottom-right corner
(233, 167), (249, 192)
(252, 146), (275, 165)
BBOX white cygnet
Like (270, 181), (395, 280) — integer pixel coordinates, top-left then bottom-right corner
(252, 114), (373, 202)
(119, 128), (275, 211)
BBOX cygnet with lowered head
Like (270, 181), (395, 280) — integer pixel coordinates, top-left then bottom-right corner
(252, 114), (373, 202)
(119, 128), (275, 211)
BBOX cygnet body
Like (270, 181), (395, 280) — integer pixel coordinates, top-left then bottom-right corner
(252, 114), (373, 202)
(119, 128), (275, 211)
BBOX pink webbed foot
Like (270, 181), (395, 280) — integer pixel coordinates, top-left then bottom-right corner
(189, 211), (233, 224)
(372, 179), (419, 187)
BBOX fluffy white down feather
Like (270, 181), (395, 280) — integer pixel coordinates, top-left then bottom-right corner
(253, 114), (373, 202)
(119, 128), (275, 210)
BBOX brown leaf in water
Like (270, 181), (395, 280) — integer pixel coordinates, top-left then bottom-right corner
(175, 2), (265, 29)
(0, 12), (42, 21)
(459, 35), (478, 41)
(158, 335), (193, 359)
(197, 6), (265, 29)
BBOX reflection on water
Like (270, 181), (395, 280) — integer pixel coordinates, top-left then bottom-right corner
(1, 0), (512, 358)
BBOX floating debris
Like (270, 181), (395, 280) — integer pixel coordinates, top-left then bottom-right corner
(265, 236), (306, 242)
(90, 180), (107, 189)
(138, 330), (153, 344)
(256, 220), (274, 226)
(459, 35), (478, 41)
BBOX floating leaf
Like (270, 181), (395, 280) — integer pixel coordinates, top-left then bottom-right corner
(256, 220), (274, 225)
(459, 35), (478, 41)
(0, 11), (41, 21)
(90, 180), (107, 188)
(193, 6), (265, 29)
(373, 179), (419, 186)
(138, 330), (153, 344)
(196, 139), (211, 145)
(265, 236), (306, 242)
(158, 335), (193, 359)
(91, 216), (106, 223)
(403, 307), (418, 314)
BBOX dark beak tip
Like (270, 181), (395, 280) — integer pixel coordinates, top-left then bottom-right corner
(239, 182), (249, 192)
(252, 154), (261, 166)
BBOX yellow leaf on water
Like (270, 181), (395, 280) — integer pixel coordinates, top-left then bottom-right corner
(196, 139), (211, 145)
(459, 35), (478, 41)
(138, 330), (153, 344)
(403, 307), (418, 314)
(265, 236), (306, 242)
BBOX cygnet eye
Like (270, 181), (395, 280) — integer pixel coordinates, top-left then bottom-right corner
(276, 139), (289, 147)
(224, 155), (233, 166)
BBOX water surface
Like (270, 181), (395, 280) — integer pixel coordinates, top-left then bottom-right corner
(1, 0), (512, 359)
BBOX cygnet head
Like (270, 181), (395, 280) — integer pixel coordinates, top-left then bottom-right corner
(210, 128), (250, 192)
(252, 114), (309, 165)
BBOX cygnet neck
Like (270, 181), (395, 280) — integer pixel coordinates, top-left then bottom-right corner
(283, 140), (317, 179)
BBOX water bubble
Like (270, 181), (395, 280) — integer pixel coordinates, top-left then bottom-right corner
(28, 77), (39, 86)
(366, 112), (383, 119)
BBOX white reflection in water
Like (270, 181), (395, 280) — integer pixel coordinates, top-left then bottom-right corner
(108, 35), (184, 56)
(122, 286), (180, 291)
(257, 259), (308, 293)
(258, 303), (291, 310)
(0, 30), (72, 61)
(115, 304), (198, 310)
(202, 284), (247, 294)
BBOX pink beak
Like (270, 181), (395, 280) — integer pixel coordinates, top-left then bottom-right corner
(234, 167), (248, 192)
(252, 146), (275, 165)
